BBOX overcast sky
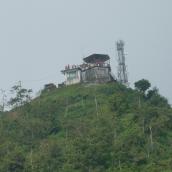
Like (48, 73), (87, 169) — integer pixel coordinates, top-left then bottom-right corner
(0, 0), (172, 103)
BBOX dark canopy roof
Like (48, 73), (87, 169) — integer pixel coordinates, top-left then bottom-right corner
(83, 54), (110, 64)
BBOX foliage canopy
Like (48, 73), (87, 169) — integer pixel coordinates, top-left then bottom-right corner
(0, 82), (171, 172)
(134, 79), (151, 93)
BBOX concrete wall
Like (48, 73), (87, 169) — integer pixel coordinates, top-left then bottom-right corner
(64, 67), (111, 86)
(82, 67), (111, 83)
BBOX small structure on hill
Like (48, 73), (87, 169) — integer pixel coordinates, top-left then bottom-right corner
(61, 54), (116, 86)
(43, 83), (56, 92)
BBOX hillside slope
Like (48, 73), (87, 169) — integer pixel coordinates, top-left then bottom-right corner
(0, 83), (172, 172)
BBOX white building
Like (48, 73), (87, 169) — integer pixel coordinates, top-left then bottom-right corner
(61, 54), (116, 86)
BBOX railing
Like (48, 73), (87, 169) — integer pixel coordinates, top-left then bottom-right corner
(64, 63), (110, 71)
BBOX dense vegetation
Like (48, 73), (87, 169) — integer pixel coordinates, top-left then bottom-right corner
(0, 82), (172, 172)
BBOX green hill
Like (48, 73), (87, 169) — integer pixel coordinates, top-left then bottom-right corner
(0, 83), (172, 172)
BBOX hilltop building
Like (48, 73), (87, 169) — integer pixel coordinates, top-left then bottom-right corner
(61, 54), (116, 86)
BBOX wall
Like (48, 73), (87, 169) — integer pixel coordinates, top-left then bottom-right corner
(82, 67), (111, 83)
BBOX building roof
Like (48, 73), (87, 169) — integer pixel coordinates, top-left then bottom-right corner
(83, 54), (110, 64)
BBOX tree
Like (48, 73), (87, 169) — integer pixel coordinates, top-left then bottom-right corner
(147, 87), (159, 100)
(8, 81), (32, 108)
(134, 79), (151, 94)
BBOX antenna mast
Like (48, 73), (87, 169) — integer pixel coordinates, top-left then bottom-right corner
(117, 40), (128, 86)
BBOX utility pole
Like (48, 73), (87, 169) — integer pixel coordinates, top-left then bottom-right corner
(0, 89), (6, 112)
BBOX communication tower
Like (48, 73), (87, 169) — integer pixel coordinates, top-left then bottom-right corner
(116, 40), (129, 86)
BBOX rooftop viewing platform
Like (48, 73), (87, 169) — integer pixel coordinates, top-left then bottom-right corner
(62, 54), (111, 73)
(62, 63), (110, 72)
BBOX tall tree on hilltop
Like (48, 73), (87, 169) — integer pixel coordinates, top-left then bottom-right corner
(134, 79), (151, 94)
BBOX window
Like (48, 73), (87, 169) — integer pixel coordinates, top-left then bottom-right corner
(67, 71), (77, 80)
